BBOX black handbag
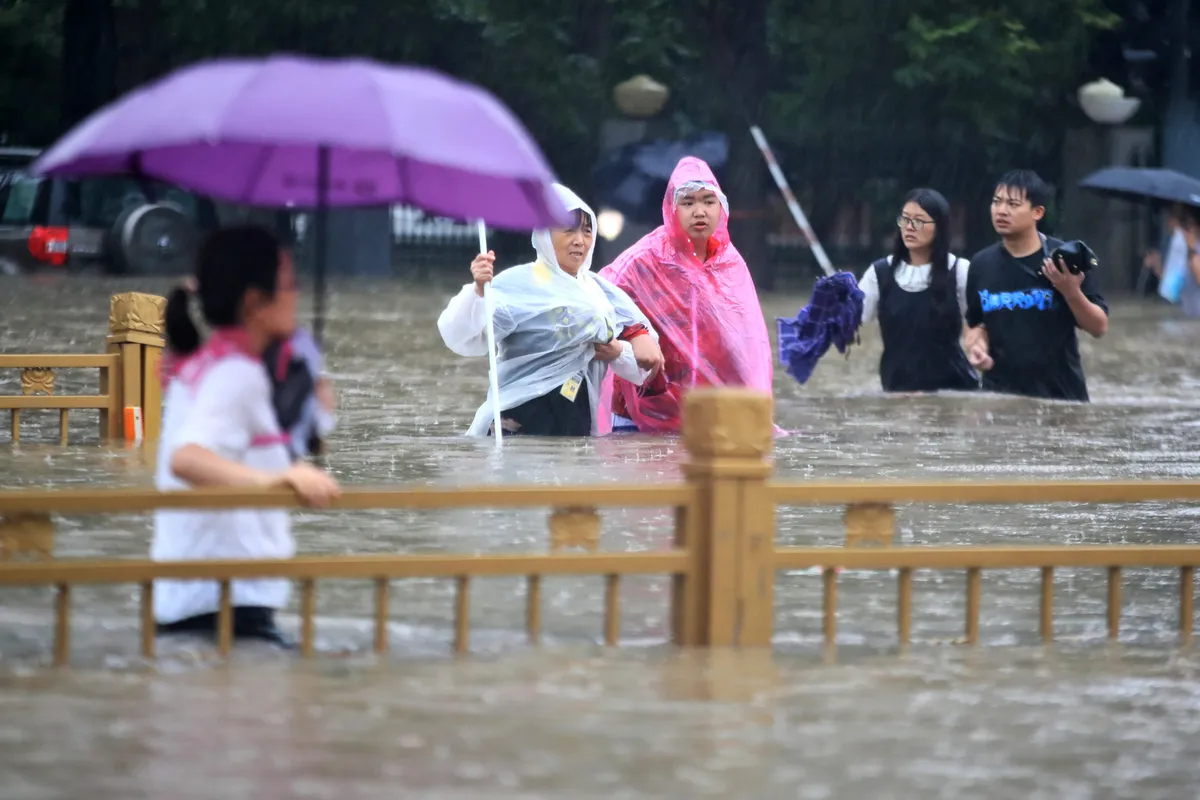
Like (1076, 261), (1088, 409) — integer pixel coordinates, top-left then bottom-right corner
(1050, 240), (1099, 276)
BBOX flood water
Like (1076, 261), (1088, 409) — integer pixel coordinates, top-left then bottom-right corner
(1, 274), (1199, 798)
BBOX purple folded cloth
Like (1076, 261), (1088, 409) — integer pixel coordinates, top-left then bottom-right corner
(289, 327), (324, 376)
(777, 271), (864, 384)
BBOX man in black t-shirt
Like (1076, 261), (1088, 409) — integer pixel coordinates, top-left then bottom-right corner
(963, 170), (1109, 402)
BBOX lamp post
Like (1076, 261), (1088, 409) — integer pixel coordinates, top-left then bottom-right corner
(1161, 0), (1195, 176)
(612, 75), (670, 119)
(1070, 79), (1148, 292)
(595, 76), (670, 260)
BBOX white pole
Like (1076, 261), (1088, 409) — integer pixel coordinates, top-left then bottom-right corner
(477, 220), (503, 446)
(749, 125), (835, 277)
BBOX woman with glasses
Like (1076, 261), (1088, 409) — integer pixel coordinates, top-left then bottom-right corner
(859, 188), (977, 393)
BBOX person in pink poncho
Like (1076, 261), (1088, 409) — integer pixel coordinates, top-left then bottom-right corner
(598, 156), (774, 433)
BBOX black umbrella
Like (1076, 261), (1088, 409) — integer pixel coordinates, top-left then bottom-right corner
(593, 132), (729, 221)
(1079, 167), (1200, 207)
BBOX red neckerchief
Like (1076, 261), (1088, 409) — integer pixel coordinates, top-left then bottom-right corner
(161, 327), (258, 390)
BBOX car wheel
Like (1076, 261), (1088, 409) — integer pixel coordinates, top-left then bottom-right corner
(109, 203), (199, 275)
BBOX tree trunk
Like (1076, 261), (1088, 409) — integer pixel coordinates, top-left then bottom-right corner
(571, 0), (613, 200)
(133, 0), (169, 85)
(708, 0), (772, 289)
(61, 0), (118, 130)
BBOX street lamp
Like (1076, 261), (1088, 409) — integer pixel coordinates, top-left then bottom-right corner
(1078, 78), (1142, 125)
(596, 208), (625, 241)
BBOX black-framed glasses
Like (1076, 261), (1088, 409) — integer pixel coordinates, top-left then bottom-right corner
(896, 214), (933, 231)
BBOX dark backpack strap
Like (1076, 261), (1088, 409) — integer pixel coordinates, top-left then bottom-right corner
(263, 339), (315, 439)
(871, 256), (894, 298)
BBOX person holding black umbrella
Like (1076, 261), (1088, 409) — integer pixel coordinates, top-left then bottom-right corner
(1175, 207), (1200, 318)
(963, 170), (1109, 402)
(1141, 204), (1187, 300)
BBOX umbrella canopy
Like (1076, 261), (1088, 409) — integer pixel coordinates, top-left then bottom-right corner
(33, 54), (569, 343)
(1079, 167), (1200, 208)
(33, 55), (566, 227)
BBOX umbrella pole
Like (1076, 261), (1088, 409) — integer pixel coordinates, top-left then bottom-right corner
(477, 220), (503, 447)
(313, 145), (330, 347)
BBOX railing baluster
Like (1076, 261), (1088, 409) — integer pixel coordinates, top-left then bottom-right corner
(53, 583), (70, 666)
(59, 410), (69, 446)
(604, 574), (620, 646)
(373, 578), (389, 655)
(140, 581), (155, 660)
(897, 567), (912, 647)
(1107, 566), (1121, 641)
(965, 568), (981, 645)
(1040, 567), (1054, 643)
(300, 579), (316, 657)
(217, 580), (233, 656)
(1182, 566), (1195, 645)
(822, 568), (837, 646)
(10, 410), (19, 444)
(454, 576), (470, 654)
(526, 575), (541, 645)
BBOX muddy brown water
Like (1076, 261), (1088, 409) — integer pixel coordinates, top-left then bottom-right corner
(1, 275), (1198, 798)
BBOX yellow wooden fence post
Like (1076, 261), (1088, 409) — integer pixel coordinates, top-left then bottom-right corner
(105, 292), (166, 443)
(679, 387), (775, 647)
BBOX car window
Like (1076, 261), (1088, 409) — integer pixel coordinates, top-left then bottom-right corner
(52, 178), (202, 228)
(1, 174), (42, 224)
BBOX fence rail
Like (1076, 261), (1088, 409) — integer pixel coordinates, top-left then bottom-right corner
(768, 480), (1200, 504)
(5, 480), (1197, 515)
(1, 388), (1198, 666)
(0, 484), (693, 514)
(0, 551), (691, 661)
(0, 353), (121, 444)
(776, 545), (1198, 648)
(0, 292), (166, 445)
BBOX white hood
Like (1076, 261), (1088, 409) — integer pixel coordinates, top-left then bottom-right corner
(531, 183), (599, 274)
(438, 181), (656, 437)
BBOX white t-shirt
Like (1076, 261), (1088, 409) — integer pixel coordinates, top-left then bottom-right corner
(152, 355), (294, 624)
(859, 255), (971, 326)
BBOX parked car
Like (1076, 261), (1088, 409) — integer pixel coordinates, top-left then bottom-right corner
(0, 146), (39, 180)
(0, 148), (218, 275)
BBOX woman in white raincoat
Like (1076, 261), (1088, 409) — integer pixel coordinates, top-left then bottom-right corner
(438, 184), (665, 436)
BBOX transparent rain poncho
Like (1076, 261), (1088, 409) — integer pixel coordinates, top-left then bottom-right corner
(438, 184), (656, 436)
(597, 157), (774, 433)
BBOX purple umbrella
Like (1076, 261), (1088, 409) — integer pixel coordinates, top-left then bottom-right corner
(32, 54), (568, 342)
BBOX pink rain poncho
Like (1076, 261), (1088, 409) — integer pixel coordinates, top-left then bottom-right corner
(597, 157), (773, 433)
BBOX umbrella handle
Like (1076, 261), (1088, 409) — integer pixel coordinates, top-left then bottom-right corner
(478, 220), (503, 447)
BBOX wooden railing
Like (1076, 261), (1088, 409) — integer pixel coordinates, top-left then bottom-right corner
(0, 484), (696, 664)
(0, 551), (691, 663)
(0, 354), (121, 443)
(0, 291), (165, 445)
(0, 387), (1197, 666)
(774, 545), (1197, 648)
